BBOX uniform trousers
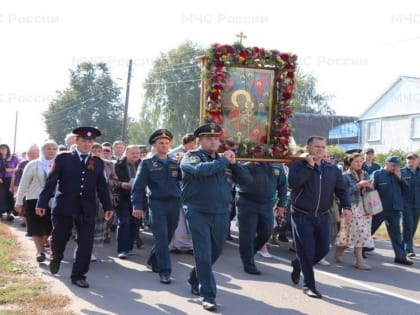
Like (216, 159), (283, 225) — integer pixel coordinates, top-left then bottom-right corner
(371, 210), (406, 259)
(51, 214), (95, 281)
(186, 209), (229, 304)
(147, 198), (181, 276)
(402, 206), (420, 254)
(237, 198), (273, 270)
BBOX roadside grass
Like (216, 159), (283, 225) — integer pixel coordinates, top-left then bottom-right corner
(374, 222), (420, 247)
(0, 222), (73, 315)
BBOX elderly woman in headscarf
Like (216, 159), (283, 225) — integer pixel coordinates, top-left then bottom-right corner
(15, 140), (58, 262)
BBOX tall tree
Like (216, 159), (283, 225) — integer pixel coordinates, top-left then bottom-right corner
(43, 62), (123, 144)
(292, 70), (335, 115)
(134, 41), (204, 145)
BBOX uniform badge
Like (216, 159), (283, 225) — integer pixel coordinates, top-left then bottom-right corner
(274, 168), (280, 176)
(171, 170), (178, 177)
(189, 155), (200, 163)
(153, 162), (159, 168)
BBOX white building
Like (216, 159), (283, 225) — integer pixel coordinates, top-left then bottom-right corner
(359, 76), (420, 153)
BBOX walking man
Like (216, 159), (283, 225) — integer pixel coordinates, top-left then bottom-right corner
(288, 136), (352, 298)
(180, 123), (250, 311)
(132, 129), (182, 284)
(36, 127), (113, 288)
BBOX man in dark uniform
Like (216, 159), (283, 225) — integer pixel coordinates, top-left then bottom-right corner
(180, 123), (250, 311)
(362, 148), (381, 175)
(131, 129), (182, 285)
(36, 127), (113, 288)
(371, 156), (412, 265)
(401, 153), (420, 257)
(236, 162), (287, 275)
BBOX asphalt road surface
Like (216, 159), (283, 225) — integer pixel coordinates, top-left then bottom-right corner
(9, 221), (420, 315)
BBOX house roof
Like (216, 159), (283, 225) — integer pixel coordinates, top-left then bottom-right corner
(290, 112), (358, 146)
(359, 76), (420, 121)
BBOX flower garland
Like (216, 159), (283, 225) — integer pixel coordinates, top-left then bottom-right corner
(204, 43), (297, 158)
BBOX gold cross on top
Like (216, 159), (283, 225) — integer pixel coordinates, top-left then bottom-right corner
(236, 32), (247, 44)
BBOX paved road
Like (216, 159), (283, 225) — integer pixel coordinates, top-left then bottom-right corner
(9, 221), (420, 315)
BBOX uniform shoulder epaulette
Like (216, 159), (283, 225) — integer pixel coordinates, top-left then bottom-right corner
(57, 150), (72, 156)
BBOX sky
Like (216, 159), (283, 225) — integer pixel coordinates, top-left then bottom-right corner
(1, 0), (420, 153)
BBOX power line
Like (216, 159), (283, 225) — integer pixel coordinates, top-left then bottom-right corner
(143, 78), (201, 86)
(148, 64), (200, 74)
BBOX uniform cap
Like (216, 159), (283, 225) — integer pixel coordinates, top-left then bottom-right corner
(385, 156), (401, 165)
(406, 153), (418, 159)
(194, 123), (222, 138)
(148, 129), (173, 144)
(72, 127), (101, 140)
(364, 148), (375, 154)
(345, 148), (362, 155)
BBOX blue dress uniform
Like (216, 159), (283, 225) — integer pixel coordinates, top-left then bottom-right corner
(236, 162), (287, 274)
(371, 156), (410, 264)
(131, 129), (182, 283)
(401, 153), (420, 255)
(180, 123), (250, 307)
(36, 127), (113, 287)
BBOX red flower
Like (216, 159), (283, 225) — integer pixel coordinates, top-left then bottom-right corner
(283, 106), (293, 116)
(88, 158), (95, 171)
(271, 146), (283, 156)
(279, 137), (289, 145)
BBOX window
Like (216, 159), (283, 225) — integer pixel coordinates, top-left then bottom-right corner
(411, 116), (420, 138)
(367, 120), (381, 141)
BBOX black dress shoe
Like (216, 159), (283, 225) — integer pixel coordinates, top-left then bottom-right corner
(188, 279), (200, 296)
(72, 279), (90, 288)
(244, 267), (262, 275)
(159, 274), (171, 284)
(135, 238), (143, 248)
(36, 252), (46, 263)
(395, 257), (414, 265)
(303, 287), (322, 298)
(291, 263), (300, 285)
(49, 260), (60, 274)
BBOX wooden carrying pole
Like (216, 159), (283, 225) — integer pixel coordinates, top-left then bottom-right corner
(235, 156), (306, 163)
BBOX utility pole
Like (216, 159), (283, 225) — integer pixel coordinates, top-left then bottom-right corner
(122, 59), (133, 142)
(13, 110), (18, 153)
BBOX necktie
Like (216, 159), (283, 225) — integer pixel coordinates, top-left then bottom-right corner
(80, 154), (87, 165)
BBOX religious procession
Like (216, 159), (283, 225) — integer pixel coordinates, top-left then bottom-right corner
(2, 37), (420, 314)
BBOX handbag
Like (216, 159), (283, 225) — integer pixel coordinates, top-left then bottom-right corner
(361, 188), (383, 215)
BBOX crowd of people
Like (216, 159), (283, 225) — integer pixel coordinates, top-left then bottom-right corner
(0, 125), (418, 312)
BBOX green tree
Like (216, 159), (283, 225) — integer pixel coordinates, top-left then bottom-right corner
(133, 41), (204, 145)
(43, 62), (123, 144)
(292, 70), (335, 115)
